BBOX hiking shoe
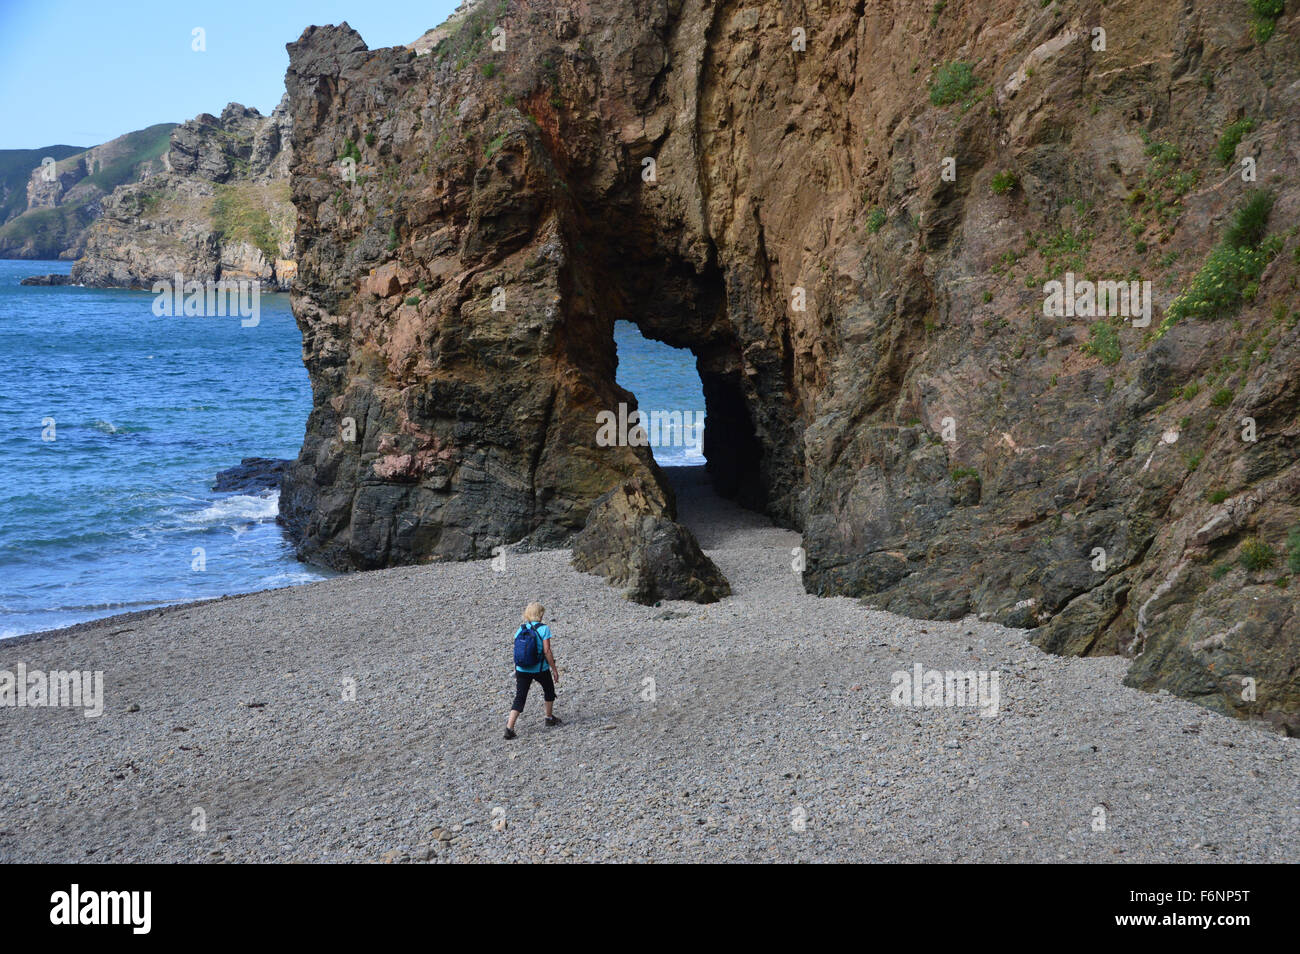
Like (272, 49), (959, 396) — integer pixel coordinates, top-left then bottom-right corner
(503, 727), (517, 739)
(545, 716), (562, 727)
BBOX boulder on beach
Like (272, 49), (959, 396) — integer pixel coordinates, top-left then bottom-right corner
(571, 477), (730, 605)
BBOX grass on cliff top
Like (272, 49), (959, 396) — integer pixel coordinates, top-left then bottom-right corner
(209, 181), (290, 261)
(79, 123), (176, 194)
(0, 144), (85, 221)
(1156, 191), (1279, 337)
(0, 125), (168, 231)
(433, 0), (508, 69)
(0, 144), (85, 187)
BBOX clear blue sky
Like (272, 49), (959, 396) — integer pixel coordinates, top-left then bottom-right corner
(0, 0), (461, 149)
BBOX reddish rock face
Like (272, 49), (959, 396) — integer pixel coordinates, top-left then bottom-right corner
(282, 2), (1300, 732)
(363, 262), (412, 297)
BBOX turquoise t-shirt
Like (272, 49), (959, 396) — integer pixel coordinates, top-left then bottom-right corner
(514, 623), (552, 673)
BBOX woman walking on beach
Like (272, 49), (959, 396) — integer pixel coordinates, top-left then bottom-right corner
(504, 602), (561, 739)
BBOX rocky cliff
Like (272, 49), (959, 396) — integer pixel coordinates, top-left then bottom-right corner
(0, 144), (84, 226)
(0, 125), (173, 259)
(70, 102), (296, 290)
(281, 0), (1300, 733)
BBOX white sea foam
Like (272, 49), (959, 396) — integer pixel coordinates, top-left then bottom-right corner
(186, 491), (280, 527)
(656, 450), (707, 466)
(259, 569), (327, 588)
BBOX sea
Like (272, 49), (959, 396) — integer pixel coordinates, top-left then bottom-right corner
(612, 319), (706, 466)
(0, 261), (703, 637)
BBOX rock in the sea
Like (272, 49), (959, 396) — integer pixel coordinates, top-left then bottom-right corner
(212, 458), (289, 494)
(19, 274), (73, 286)
(572, 478), (730, 605)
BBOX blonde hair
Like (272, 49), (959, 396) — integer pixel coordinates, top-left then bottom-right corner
(522, 602), (545, 623)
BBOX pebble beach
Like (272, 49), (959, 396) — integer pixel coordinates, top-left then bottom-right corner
(2, 467), (1296, 863)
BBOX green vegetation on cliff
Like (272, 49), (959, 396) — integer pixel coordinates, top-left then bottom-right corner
(0, 144), (84, 223)
(1157, 191), (1278, 336)
(0, 123), (175, 258)
(209, 181), (290, 260)
(1248, 0), (1285, 42)
(79, 123), (174, 193)
(1215, 118), (1255, 166)
(929, 61), (977, 106)
(0, 201), (95, 258)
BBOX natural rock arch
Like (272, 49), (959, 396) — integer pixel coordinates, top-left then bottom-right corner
(280, 2), (1300, 733)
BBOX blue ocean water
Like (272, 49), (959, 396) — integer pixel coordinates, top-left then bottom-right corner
(613, 319), (706, 466)
(0, 259), (330, 637)
(0, 265), (703, 638)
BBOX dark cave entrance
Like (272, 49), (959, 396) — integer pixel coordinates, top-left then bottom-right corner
(697, 356), (765, 509)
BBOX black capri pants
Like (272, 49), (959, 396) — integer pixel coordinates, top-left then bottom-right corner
(512, 669), (556, 711)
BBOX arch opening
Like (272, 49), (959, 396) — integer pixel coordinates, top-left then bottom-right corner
(573, 210), (774, 520)
(610, 316), (766, 515)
